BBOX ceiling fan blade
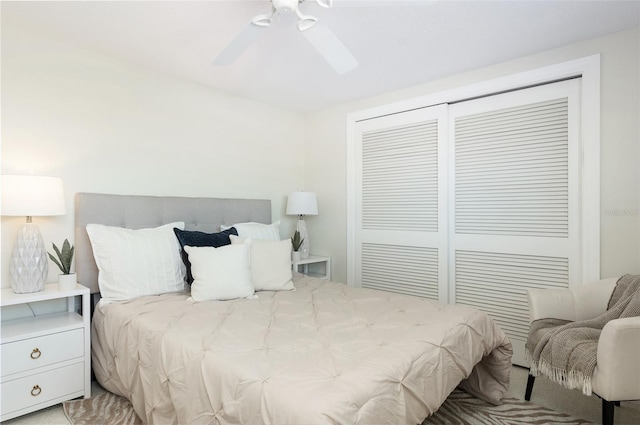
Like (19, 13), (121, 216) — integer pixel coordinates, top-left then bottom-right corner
(212, 22), (267, 66)
(301, 21), (358, 74)
(311, 0), (333, 8)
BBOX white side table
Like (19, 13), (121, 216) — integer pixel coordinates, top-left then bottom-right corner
(0, 283), (91, 421)
(292, 255), (331, 280)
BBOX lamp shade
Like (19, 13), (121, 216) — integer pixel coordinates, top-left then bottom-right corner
(2, 175), (66, 217)
(286, 192), (318, 216)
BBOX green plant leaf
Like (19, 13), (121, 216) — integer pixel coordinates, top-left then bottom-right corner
(291, 230), (304, 251)
(48, 252), (65, 274)
(52, 242), (63, 260)
(48, 239), (74, 274)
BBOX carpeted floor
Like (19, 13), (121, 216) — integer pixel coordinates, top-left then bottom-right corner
(63, 387), (594, 425)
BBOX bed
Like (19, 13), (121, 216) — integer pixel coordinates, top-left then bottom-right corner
(76, 193), (512, 425)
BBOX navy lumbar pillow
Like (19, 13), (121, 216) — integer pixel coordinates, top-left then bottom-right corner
(173, 227), (238, 284)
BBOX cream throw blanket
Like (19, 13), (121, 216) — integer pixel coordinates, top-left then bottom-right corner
(526, 274), (640, 395)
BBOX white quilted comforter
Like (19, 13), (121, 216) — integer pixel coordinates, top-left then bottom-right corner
(92, 274), (512, 424)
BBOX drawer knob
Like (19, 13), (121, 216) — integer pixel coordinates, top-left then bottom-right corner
(31, 385), (42, 396)
(30, 348), (42, 359)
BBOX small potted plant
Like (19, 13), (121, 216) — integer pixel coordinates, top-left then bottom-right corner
(48, 239), (76, 290)
(291, 230), (304, 261)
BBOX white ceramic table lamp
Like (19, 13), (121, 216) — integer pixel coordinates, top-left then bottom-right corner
(2, 175), (66, 293)
(286, 191), (318, 259)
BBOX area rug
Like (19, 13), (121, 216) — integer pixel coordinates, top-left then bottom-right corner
(63, 393), (142, 425)
(64, 389), (593, 425)
(422, 390), (593, 425)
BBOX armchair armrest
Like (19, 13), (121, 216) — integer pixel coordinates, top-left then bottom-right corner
(593, 316), (640, 401)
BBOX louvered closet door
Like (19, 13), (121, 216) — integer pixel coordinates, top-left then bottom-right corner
(354, 105), (448, 301)
(449, 79), (582, 366)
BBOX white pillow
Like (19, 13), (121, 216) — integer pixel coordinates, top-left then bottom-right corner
(86, 222), (186, 303)
(185, 243), (255, 301)
(231, 235), (294, 291)
(221, 221), (280, 241)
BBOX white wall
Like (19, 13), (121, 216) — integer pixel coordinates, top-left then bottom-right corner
(306, 27), (640, 284)
(1, 27), (306, 288)
(3, 25), (639, 289)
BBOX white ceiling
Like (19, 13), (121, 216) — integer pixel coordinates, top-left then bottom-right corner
(3, 0), (640, 113)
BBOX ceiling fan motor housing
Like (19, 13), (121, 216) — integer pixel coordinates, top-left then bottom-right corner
(214, 0), (356, 74)
(273, 0), (300, 14)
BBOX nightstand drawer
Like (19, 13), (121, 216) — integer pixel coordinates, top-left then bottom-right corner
(1, 329), (84, 377)
(1, 362), (84, 415)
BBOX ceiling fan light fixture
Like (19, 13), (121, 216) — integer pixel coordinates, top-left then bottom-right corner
(297, 16), (318, 32)
(296, 9), (318, 32)
(251, 14), (273, 27)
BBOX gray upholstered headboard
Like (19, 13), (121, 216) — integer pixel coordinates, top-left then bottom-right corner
(75, 193), (271, 294)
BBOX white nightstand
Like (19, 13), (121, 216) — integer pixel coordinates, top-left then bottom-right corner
(292, 255), (331, 280)
(0, 284), (91, 421)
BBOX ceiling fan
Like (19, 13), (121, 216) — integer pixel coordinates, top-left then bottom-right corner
(212, 0), (358, 74)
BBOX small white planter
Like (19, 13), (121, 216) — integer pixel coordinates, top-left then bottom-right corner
(291, 251), (301, 261)
(58, 273), (77, 291)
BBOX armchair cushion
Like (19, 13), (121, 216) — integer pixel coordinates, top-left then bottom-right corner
(527, 278), (618, 322)
(528, 288), (576, 322)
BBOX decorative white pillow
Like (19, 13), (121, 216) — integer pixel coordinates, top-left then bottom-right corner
(86, 222), (186, 303)
(221, 221), (280, 241)
(231, 235), (294, 291)
(185, 243), (255, 301)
